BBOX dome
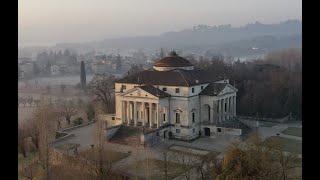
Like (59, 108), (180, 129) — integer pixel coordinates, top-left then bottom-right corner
(153, 50), (194, 71)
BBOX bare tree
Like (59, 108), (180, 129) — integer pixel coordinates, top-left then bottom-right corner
(142, 146), (154, 180)
(87, 74), (116, 113)
(82, 115), (112, 179)
(161, 150), (170, 180)
(217, 133), (301, 179)
(34, 99), (41, 107)
(33, 98), (56, 178)
(26, 96), (33, 107)
(171, 150), (197, 180)
(18, 124), (28, 158)
(19, 160), (39, 180)
(24, 118), (40, 149)
(276, 152), (301, 180)
(21, 98), (27, 107)
(55, 99), (78, 125)
(85, 102), (96, 121)
(196, 152), (221, 180)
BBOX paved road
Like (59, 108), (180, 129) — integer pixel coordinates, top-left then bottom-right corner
(50, 120), (302, 179)
(52, 122), (98, 151)
(240, 119), (302, 141)
(258, 122), (302, 141)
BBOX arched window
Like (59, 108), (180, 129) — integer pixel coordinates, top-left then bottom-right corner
(191, 108), (196, 123)
(174, 109), (182, 123)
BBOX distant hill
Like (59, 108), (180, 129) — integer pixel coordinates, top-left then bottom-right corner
(55, 19), (301, 56)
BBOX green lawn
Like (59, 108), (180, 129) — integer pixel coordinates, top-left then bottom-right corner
(281, 127), (302, 137)
(259, 121), (280, 127)
(264, 136), (302, 154)
(126, 159), (189, 180)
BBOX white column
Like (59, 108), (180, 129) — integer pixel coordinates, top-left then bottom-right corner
(142, 102), (145, 126)
(126, 101), (130, 125)
(226, 97), (229, 120)
(234, 96), (236, 117)
(218, 101), (221, 122)
(214, 101), (218, 124)
(134, 101), (137, 126)
(149, 103), (152, 128)
(230, 97), (233, 119)
(231, 98), (234, 118)
(222, 99), (225, 121)
(156, 103), (159, 128)
(121, 100), (125, 124)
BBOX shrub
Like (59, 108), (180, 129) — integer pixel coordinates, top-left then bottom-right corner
(55, 132), (68, 139)
(73, 117), (83, 126)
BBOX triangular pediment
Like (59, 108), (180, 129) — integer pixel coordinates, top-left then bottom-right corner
(121, 87), (159, 99)
(218, 84), (238, 96)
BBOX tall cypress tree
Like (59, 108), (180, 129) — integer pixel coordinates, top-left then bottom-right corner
(80, 61), (86, 90)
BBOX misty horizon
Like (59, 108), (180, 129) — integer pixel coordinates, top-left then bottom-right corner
(18, 0), (301, 47)
(18, 19), (301, 48)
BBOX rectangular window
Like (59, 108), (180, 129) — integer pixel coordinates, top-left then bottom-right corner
(217, 100), (219, 113)
(192, 113), (195, 123)
(175, 88), (180, 93)
(201, 86), (203, 90)
(193, 128), (195, 133)
(122, 85), (126, 90)
(137, 111), (139, 118)
(156, 132), (159, 136)
(176, 113), (180, 123)
(163, 87), (167, 91)
(192, 87), (195, 93)
(163, 113), (166, 122)
(176, 129), (180, 133)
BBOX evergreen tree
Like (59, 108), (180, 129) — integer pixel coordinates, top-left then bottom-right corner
(80, 61), (86, 90)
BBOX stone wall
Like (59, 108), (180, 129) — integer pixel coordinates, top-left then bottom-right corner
(237, 114), (290, 123)
(141, 130), (162, 146)
(105, 125), (121, 140)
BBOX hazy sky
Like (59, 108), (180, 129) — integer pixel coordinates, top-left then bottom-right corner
(18, 0), (302, 46)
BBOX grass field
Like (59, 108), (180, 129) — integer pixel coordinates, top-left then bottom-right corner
(264, 136), (302, 154)
(281, 127), (302, 137)
(126, 159), (189, 180)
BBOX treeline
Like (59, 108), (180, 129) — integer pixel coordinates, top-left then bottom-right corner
(192, 48), (302, 120)
(36, 49), (78, 74)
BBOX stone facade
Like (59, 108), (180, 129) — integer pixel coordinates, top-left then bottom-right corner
(111, 51), (238, 141)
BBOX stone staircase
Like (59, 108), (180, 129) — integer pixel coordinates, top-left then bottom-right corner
(109, 125), (142, 146)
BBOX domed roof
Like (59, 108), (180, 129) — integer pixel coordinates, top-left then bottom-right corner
(153, 50), (193, 67)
